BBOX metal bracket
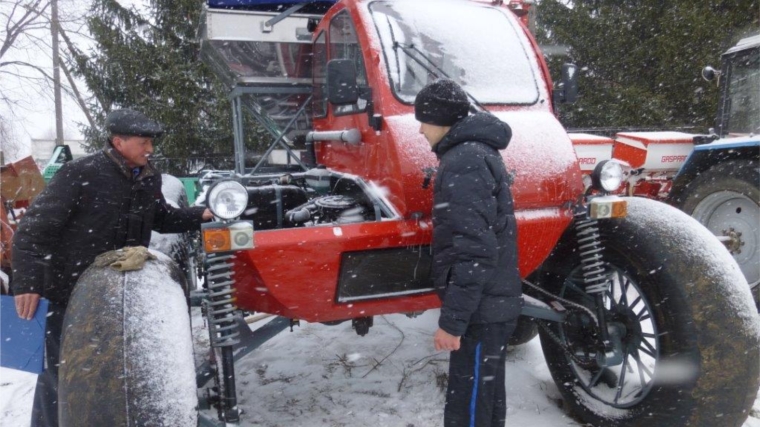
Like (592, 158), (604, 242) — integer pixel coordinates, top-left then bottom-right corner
(249, 94), (313, 175)
(196, 315), (290, 389)
(521, 294), (565, 323)
(262, 2), (307, 32)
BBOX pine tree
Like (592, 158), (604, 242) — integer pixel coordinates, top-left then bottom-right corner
(536, 0), (759, 130)
(68, 0), (256, 174)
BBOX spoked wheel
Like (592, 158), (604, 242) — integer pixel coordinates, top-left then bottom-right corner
(536, 197), (760, 427)
(551, 265), (659, 409)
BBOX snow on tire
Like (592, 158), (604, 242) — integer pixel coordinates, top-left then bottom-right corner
(58, 251), (197, 427)
(536, 197), (760, 427)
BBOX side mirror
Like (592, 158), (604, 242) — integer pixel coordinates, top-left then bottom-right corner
(326, 59), (359, 106)
(702, 65), (721, 83)
(554, 63), (578, 104)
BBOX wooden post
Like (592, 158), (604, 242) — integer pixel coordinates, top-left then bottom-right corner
(51, 0), (64, 146)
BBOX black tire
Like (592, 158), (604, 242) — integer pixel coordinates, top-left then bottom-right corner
(673, 159), (759, 290)
(536, 197), (759, 427)
(508, 316), (538, 346)
(58, 253), (197, 426)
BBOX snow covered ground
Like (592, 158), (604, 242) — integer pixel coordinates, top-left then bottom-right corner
(2, 308), (760, 427)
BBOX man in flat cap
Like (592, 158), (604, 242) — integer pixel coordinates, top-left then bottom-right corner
(11, 109), (213, 427)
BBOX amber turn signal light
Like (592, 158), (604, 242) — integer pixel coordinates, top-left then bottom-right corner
(203, 228), (231, 253)
(589, 197), (627, 219)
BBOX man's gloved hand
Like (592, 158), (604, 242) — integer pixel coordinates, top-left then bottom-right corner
(93, 246), (157, 272)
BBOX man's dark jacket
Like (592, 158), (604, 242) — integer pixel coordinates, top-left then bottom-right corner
(11, 146), (206, 305)
(432, 112), (523, 337)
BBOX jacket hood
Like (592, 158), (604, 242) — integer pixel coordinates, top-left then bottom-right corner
(433, 113), (512, 157)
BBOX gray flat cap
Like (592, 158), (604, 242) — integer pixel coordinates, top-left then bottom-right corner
(106, 109), (163, 138)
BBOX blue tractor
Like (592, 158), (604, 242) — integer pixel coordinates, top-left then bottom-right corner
(669, 33), (760, 299)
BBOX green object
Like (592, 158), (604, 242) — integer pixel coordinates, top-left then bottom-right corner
(43, 164), (63, 183)
(42, 145), (73, 183)
(178, 177), (199, 205)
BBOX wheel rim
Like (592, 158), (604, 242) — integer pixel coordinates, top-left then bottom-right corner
(558, 265), (660, 408)
(692, 191), (759, 287)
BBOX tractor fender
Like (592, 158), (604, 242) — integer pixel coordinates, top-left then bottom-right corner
(669, 136), (760, 204)
(58, 251), (197, 427)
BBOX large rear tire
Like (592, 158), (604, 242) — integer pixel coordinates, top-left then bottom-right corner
(674, 159), (759, 291)
(536, 197), (759, 427)
(58, 252), (197, 427)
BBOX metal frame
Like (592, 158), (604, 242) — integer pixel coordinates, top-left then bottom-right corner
(197, 316), (290, 427)
(228, 85), (313, 175)
(203, 7), (322, 44)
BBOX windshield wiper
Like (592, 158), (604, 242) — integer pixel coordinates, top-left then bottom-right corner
(392, 42), (490, 115)
(386, 16), (404, 93)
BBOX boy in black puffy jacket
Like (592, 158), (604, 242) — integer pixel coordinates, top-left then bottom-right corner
(415, 79), (523, 427)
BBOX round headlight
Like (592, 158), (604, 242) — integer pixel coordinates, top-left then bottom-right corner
(207, 180), (248, 220)
(591, 160), (624, 193)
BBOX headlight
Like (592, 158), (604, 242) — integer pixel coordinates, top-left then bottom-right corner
(207, 180), (248, 220)
(591, 160), (624, 193)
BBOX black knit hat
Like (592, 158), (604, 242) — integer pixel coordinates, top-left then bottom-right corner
(414, 79), (470, 126)
(106, 109), (163, 138)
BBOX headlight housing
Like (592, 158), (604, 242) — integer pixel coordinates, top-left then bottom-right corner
(591, 160), (624, 193)
(207, 180), (248, 220)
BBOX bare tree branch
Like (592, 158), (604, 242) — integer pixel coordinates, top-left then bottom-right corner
(0, 68), (49, 82)
(60, 60), (95, 128)
(58, 25), (107, 113)
(0, 60), (53, 80)
(1, 0), (50, 61)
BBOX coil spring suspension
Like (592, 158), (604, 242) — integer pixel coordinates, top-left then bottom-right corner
(574, 209), (614, 354)
(574, 211), (609, 295)
(206, 254), (240, 348)
(204, 252), (241, 422)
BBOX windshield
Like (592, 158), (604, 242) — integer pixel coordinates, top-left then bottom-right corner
(369, 0), (540, 105)
(726, 47), (760, 135)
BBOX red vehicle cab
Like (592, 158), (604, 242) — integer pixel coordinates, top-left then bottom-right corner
(200, 0), (583, 324)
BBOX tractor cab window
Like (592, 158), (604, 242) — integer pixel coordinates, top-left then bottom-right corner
(313, 31), (328, 118)
(329, 11), (369, 116)
(725, 48), (760, 136)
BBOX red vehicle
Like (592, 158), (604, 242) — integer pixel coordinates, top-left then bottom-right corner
(0, 156), (46, 293)
(58, 1), (759, 426)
